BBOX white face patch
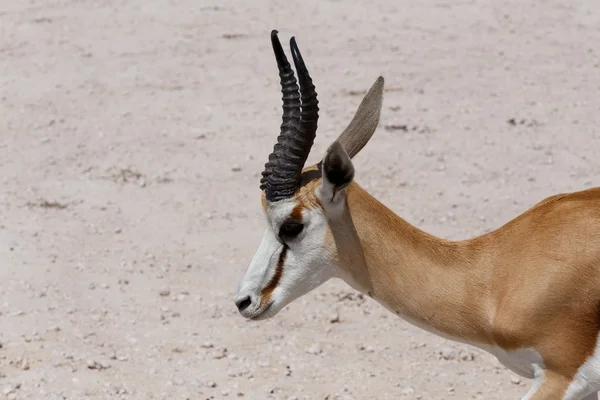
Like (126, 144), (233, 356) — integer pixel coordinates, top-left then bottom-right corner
(234, 198), (339, 320)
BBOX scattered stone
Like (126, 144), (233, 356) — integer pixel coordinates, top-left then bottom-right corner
(329, 312), (341, 323)
(231, 164), (242, 172)
(201, 341), (214, 349)
(438, 347), (456, 360)
(222, 33), (247, 40)
(459, 350), (476, 361)
(27, 199), (68, 209)
(19, 358), (29, 370)
(213, 347), (228, 359)
(107, 384), (127, 395)
(305, 343), (322, 355)
(159, 288), (170, 297)
(2, 383), (20, 396)
(400, 387), (414, 396)
(510, 376), (522, 385)
(507, 117), (540, 127)
(384, 124), (408, 132)
(358, 344), (375, 353)
(207, 380), (217, 388)
(87, 359), (111, 370)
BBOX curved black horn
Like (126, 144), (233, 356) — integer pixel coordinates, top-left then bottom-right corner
(260, 30), (318, 202)
(290, 36), (319, 147)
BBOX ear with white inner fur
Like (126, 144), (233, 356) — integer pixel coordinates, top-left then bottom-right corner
(317, 141), (354, 205)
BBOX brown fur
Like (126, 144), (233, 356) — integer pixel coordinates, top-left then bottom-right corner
(292, 165), (600, 394)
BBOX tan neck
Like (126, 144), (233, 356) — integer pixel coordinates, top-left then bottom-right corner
(329, 183), (495, 345)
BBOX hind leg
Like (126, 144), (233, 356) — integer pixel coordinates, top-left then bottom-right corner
(521, 368), (573, 400)
(521, 363), (600, 400)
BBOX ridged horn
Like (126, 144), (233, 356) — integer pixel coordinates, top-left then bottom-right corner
(260, 30), (319, 202)
(290, 36), (319, 148)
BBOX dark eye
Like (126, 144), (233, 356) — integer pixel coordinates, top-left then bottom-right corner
(278, 221), (304, 239)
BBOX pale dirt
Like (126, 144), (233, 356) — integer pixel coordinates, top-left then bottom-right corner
(1, 1), (599, 399)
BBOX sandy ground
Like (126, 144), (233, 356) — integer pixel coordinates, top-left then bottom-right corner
(1, 0), (600, 399)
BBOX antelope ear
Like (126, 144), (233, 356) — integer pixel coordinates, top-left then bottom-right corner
(335, 76), (384, 159)
(317, 141), (354, 205)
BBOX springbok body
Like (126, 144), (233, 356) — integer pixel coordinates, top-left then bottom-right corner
(234, 30), (600, 400)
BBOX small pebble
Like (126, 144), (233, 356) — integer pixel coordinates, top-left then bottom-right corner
(400, 387), (414, 396)
(305, 344), (322, 355)
(438, 347), (456, 360)
(358, 344), (375, 353)
(87, 359), (110, 370)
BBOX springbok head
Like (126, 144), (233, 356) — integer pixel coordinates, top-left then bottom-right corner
(234, 30), (384, 320)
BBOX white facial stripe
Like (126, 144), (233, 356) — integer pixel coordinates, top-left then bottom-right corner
(259, 244), (287, 303)
(238, 229), (280, 293)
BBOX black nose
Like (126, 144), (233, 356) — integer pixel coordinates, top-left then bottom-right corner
(236, 296), (252, 312)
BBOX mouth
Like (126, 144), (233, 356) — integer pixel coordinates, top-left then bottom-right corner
(249, 302), (274, 321)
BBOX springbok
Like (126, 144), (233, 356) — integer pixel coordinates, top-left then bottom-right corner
(234, 30), (600, 400)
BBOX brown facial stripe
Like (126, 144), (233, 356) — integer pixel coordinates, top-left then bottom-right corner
(290, 203), (304, 221)
(258, 203), (305, 307)
(260, 246), (287, 307)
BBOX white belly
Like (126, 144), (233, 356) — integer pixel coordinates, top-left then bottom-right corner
(482, 345), (542, 379)
(479, 337), (600, 399)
